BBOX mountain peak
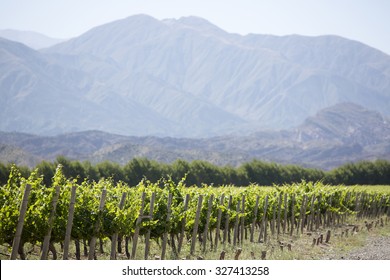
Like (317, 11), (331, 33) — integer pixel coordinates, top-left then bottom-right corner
(2, 15), (390, 138)
(177, 16), (217, 27)
(162, 15), (225, 35)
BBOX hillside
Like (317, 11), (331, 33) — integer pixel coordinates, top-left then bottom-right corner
(1, 15), (390, 137)
(0, 29), (64, 49)
(1, 103), (389, 170)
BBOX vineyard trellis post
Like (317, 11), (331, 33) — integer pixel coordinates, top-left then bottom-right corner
(223, 196), (232, 244)
(258, 195), (268, 243)
(202, 194), (214, 252)
(41, 185), (61, 260)
(131, 192), (146, 259)
(190, 195), (203, 255)
(240, 195), (246, 244)
(63, 185), (77, 260)
(178, 193), (190, 253)
(144, 192), (155, 260)
(214, 194), (224, 250)
(316, 194), (322, 230)
(110, 192), (127, 260)
(300, 195), (308, 234)
(283, 193), (288, 234)
(10, 184), (31, 260)
(290, 194), (295, 236)
(308, 194), (315, 231)
(250, 195), (260, 242)
(88, 189), (107, 260)
(161, 192), (173, 260)
(277, 193), (282, 236)
(233, 200), (240, 246)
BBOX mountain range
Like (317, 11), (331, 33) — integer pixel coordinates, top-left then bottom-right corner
(1, 14), (390, 169)
(1, 14), (390, 138)
(0, 103), (389, 170)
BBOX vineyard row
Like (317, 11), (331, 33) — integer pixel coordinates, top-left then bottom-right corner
(1, 166), (390, 260)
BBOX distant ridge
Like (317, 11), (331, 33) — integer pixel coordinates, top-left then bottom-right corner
(0, 29), (65, 49)
(1, 103), (389, 170)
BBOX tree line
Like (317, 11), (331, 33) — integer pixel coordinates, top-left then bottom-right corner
(0, 156), (389, 187)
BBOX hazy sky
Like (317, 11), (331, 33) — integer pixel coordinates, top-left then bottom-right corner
(1, 0), (389, 54)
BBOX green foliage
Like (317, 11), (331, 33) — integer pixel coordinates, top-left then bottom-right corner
(1, 165), (389, 248)
(4, 157), (390, 188)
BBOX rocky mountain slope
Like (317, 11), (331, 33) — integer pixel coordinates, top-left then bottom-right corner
(1, 103), (389, 170)
(1, 14), (390, 137)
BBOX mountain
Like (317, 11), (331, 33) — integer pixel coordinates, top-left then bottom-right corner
(1, 103), (389, 170)
(1, 14), (390, 137)
(0, 29), (65, 49)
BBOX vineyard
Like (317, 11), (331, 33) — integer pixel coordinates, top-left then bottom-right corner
(1, 165), (390, 260)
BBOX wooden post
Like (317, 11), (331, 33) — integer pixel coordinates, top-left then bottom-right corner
(63, 186), (77, 260)
(316, 194), (322, 230)
(161, 193), (173, 260)
(277, 193), (282, 235)
(308, 195), (315, 231)
(88, 189), (107, 260)
(234, 248), (242, 260)
(263, 196), (269, 243)
(131, 192), (146, 259)
(191, 195), (203, 255)
(144, 192), (156, 259)
(258, 195), (269, 243)
(283, 193), (288, 234)
(214, 194), (224, 250)
(41, 186), (61, 260)
(233, 200), (240, 246)
(250, 196), (260, 242)
(240, 196), (245, 243)
(110, 192), (127, 260)
(202, 195), (214, 252)
(325, 230), (331, 243)
(178, 194), (190, 253)
(301, 195), (308, 234)
(239, 195), (245, 244)
(327, 195), (333, 227)
(223, 196), (232, 244)
(359, 193), (365, 218)
(290, 195), (295, 236)
(10, 184), (31, 260)
(271, 203), (276, 236)
(354, 192), (360, 219)
(296, 195), (304, 235)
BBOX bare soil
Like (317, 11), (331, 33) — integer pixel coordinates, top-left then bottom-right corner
(336, 235), (390, 260)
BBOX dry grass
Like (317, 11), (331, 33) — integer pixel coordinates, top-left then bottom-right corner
(2, 216), (389, 260)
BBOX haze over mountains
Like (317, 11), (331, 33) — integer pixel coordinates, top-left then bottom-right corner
(0, 14), (389, 169)
(0, 29), (64, 49)
(1, 14), (390, 137)
(0, 102), (389, 170)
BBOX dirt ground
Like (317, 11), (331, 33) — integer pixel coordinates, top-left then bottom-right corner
(320, 223), (390, 260)
(337, 235), (390, 260)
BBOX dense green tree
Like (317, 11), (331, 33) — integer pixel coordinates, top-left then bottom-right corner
(35, 160), (56, 187)
(96, 161), (125, 182)
(1, 157), (389, 187)
(82, 161), (100, 182)
(0, 162), (8, 186)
